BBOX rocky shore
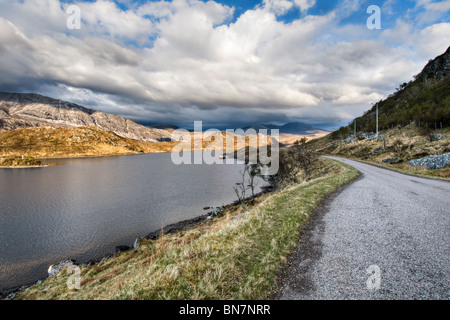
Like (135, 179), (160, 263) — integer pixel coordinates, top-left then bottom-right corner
(1, 187), (271, 300)
(0, 156), (47, 168)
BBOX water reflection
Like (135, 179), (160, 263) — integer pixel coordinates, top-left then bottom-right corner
(0, 153), (262, 291)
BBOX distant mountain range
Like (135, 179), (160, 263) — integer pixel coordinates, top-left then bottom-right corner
(149, 124), (181, 132)
(240, 122), (330, 145)
(148, 122), (328, 133)
(0, 92), (172, 142)
(244, 122), (329, 135)
(0, 92), (330, 146)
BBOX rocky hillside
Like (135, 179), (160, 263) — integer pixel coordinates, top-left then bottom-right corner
(307, 47), (450, 178)
(0, 92), (172, 143)
(418, 46), (450, 83)
(0, 126), (176, 159)
(0, 126), (272, 159)
(330, 46), (449, 139)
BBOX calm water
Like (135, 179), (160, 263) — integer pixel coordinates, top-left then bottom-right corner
(0, 153), (258, 291)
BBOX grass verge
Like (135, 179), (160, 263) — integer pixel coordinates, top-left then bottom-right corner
(343, 157), (450, 181)
(14, 158), (359, 300)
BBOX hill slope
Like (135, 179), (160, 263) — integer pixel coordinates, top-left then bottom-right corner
(245, 121), (328, 135)
(308, 47), (450, 178)
(0, 126), (176, 159)
(330, 46), (450, 139)
(244, 122), (330, 145)
(0, 126), (272, 159)
(0, 92), (172, 142)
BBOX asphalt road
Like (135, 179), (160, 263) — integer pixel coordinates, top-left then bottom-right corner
(277, 157), (449, 300)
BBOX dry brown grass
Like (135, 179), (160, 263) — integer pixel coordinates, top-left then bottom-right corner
(313, 125), (449, 163)
(0, 127), (272, 160)
(306, 125), (450, 181)
(0, 126), (177, 159)
(278, 132), (330, 146)
(357, 159), (450, 180)
(14, 158), (359, 300)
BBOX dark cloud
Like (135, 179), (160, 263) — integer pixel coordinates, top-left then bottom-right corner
(0, 0), (449, 129)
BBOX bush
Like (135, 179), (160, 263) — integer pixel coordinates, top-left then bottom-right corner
(391, 139), (404, 156)
(0, 156), (42, 167)
(262, 140), (318, 190)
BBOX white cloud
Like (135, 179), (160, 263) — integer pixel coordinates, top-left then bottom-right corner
(77, 0), (154, 42)
(0, 0), (448, 127)
(408, 0), (450, 25)
(426, 0), (450, 11)
(415, 23), (450, 59)
(263, 0), (294, 16)
(293, 0), (316, 13)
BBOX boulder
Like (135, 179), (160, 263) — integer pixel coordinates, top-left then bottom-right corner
(372, 147), (384, 155)
(115, 245), (130, 253)
(382, 157), (398, 164)
(133, 238), (140, 250)
(345, 135), (355, 144)
(210, 207), (223, 217)
(408, 152), (450, 170)
(47, 260), (74, 277)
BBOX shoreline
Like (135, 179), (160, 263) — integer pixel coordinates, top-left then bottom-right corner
(1, 150), (171, 162)
(0, 149), (267, 298)
(37, 150), (172, 161)
(10, 158), (360, 300)
(0, 151), (170, 169)
(1, 187), (270, 299)
(0, 165), (49, 169)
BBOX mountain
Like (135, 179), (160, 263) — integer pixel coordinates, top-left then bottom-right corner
(278, 122), (320, 134)
(418, 46), (450, 83)
(308, 46), (450, 170)
(149, 124), (180, 134)
(330, 46), (450, 139)
(0, 92), (172, 143)
(0, 126), (176, 159)
(244, 122), (329, 135)
(149, 124), (180, 130)
(243, 122), (330, 145)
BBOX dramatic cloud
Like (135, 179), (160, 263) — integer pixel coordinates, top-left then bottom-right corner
(0, 0), (449, 129)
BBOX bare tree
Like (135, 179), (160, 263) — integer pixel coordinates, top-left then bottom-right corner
(233, 168), (250, 212)
(392, 138), (404, 156)
(233, 163), (262, 211)
(262, 139), (318, 190)
(291, 138), (318, 180)
(246, 163), (260, 204)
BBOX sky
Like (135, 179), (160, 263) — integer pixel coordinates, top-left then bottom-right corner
(0, 0), (449, 130)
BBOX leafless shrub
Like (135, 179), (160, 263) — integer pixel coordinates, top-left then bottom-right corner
(392, 138), (404, 156)
(262, 139), (318, 190)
